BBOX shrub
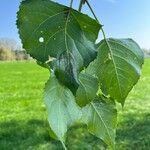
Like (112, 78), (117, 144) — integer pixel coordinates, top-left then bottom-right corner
(0, 47), (16, 61)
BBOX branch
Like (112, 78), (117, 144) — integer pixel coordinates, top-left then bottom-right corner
(70, 0), (74, 8)
(78, 0), (86, 12)
(84, 0), (107, 40)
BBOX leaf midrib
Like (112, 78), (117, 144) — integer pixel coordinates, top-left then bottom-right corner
(100, 39), (123, 100)
(90, 102), (113, 145)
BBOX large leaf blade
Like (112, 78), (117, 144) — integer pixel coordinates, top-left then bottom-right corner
(96, 38), (144, 104)
(17, 0), (101, 92)
(76, 72), (99, 107)
(44, 75), (81, 142)
(82, 97), (117, 149)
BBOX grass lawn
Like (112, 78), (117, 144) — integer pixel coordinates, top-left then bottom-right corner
(0, 59), (150, 150)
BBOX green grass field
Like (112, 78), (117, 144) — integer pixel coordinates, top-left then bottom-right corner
(0, 59), (150, 150)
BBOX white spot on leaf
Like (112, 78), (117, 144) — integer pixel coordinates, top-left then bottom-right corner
(108, 53), (112, 60)
(39, 37), (44, 43)
(104, 53), (112, 63)
(45, 56), (56, 63)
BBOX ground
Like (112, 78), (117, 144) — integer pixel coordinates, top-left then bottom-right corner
(0, 59), (150, 150)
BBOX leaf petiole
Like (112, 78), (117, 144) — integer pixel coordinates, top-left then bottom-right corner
(78, 0), (86, 12)
(84, 0), (107, 41)
(69, 0), (74, 8)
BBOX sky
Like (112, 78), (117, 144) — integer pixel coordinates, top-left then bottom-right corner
(0, 0), (150, 49)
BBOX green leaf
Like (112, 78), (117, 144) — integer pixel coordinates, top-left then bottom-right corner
(44, 75), (82, 143)
(76, 72), (99, 107)
(82, 97), (117, 149)
(17, 0), (101, 92)
(96, 38), (144, 104)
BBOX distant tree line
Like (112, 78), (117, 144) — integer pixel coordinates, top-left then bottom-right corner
(0, 38), (149, 61)
(0, 38), (31, 61)
(143, 48), (150, 58)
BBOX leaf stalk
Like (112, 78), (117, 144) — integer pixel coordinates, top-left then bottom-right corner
(70, 0), (74, 8)
(78, 0), (86, 12)
(84, 0), (107, 40)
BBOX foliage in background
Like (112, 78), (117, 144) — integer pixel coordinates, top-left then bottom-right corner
(17, 0), (144, 149)
(0, 47), (30, 61)
(143, 48), (150, 58)
(0, 38), (30, 61)
(0, 38), (17, 51)
(0, 47), (16, 61)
